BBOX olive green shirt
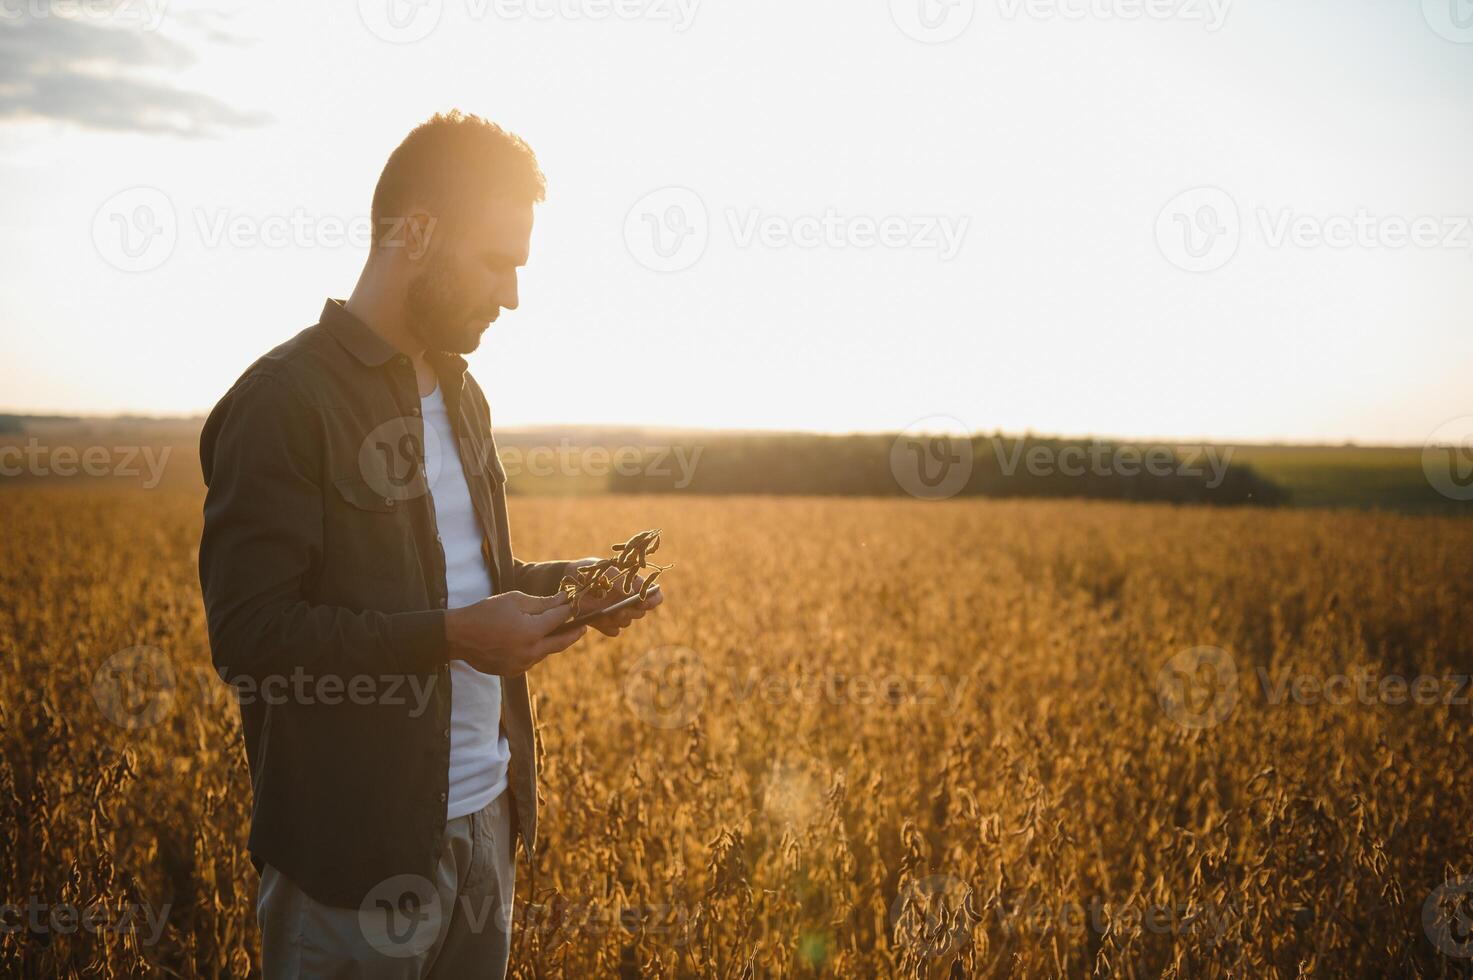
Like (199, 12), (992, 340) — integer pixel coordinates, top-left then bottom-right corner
(198, 299), (567, 908)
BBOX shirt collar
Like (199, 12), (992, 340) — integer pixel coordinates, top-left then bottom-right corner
(321, 299), (397, 367)
(320, 298), (469, 384)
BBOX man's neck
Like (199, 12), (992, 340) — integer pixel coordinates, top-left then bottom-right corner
(345, 262), (423, 357)
(345, 262), (438, 395)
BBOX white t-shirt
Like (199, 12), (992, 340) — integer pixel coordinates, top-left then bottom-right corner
(421, 384), (511, 819)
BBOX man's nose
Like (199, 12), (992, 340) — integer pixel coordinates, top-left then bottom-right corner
(498, 271), (519, 311)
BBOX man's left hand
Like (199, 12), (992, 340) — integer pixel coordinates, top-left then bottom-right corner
(565, 556), (665, 637)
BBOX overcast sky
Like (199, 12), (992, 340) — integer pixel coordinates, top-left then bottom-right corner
(0, 0), (1469, 443)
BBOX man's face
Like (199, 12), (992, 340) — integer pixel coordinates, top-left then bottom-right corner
(405, 196), (533, 355)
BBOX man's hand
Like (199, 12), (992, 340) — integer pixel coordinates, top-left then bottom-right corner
(566, 556), (666, 637)
(445, 591), (586, 676)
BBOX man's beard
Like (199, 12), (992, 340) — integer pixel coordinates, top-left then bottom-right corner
(405, 257), (493, 355)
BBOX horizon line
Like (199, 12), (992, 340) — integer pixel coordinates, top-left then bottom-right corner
(0, 410), (1437, 451)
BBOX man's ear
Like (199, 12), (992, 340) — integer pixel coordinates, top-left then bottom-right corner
(404, 209), (439, 261)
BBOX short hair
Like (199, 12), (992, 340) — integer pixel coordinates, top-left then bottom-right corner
(370, 110), (546, 248)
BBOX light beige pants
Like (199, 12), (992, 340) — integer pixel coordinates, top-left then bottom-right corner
(257, 791), (516, 979)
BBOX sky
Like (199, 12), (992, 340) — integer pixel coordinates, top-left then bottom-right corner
(0, 0), (1470, 444)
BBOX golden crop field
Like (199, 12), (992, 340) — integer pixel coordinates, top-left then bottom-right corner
(2, 484), (1472, 977)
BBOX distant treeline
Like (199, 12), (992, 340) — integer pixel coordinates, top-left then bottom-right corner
(610, 433), (1289, 505)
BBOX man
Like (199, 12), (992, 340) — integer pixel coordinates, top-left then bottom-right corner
(197, 110), (662, 978)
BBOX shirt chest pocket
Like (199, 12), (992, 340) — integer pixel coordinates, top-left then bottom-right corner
(332, 475), (403, 514)
(450, 436), (503, 512)
(347, 415), (432, 506)
(324, 475), (423, 602)
(453, 432), (505, 490)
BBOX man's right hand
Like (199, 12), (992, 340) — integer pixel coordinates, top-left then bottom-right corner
(445, 592), (586, 676)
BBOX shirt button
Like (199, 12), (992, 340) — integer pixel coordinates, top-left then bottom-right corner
(439, 792), (447, 803)
(443, 728), (450, 739)
(411, 406), (421, 417)
(385, 497), (395, 507)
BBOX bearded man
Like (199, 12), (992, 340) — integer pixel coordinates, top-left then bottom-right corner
(198, 110), (663, 979)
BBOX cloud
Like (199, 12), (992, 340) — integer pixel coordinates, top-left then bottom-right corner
(0, 7), (269, 137)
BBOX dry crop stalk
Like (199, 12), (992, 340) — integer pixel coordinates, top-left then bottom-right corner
(558, 527), (672, 616)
